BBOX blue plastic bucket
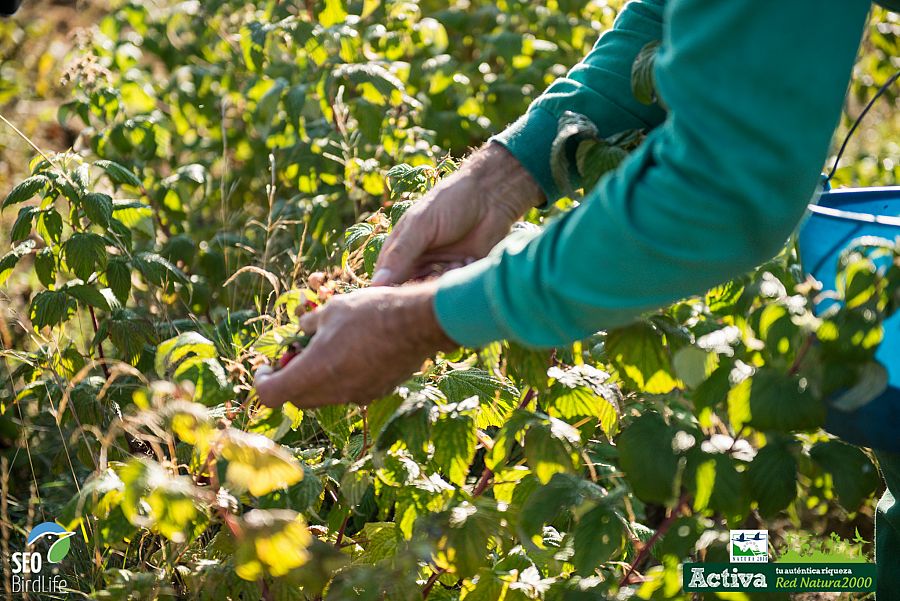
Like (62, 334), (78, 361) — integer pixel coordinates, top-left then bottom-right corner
(798, 186), (900, 452)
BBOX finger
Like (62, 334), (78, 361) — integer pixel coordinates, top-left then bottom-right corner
(255, 336), (337, 408)
(409, 260), (467, 281)
(372, 218), (430, 286)
(298, 306), (324, 334)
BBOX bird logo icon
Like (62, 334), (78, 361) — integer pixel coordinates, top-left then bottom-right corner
(26, 523), (74, 564)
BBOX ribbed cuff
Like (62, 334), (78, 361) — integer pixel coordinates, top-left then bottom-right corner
(490, 107), (560, 204)
(433, 259), (507, 348)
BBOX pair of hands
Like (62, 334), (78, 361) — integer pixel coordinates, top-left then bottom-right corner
(254, 143), (544, 409)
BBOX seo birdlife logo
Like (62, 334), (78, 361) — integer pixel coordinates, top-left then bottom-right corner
(730, 530), (769, 563)
(11, 521), (74, 594)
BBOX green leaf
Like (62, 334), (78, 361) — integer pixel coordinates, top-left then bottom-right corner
(673, 346), (713, 389)
(34, 247), (56, 287)
(0, 240), (35, 286)
(546, 364), (621, 437)
(810, 440), (879, 511)
(616, 412), (680, 505)
(112, 201), (154, 238)
(431, 500), (503, 578)
(315, 404), (353, 449)
(95, 159), (142, 187)
(10, 206), (36, 242)
(133, 252), (189, 286)
(437, 367), (519, 428)
(356, 522), (401, 564)
(81, 192), (114, 227)
(2, 175), (47, 208)
(631, 40), (660, 105)
(685, 452), (748, 521)
(363, 233), (386, 277)
(106, 258), (132, 304)
(30, 289), (77, 329)
(390, 200), (414, 226)
(727, 367), (825, 432)
(173, 357), (233, 407)
(519, 473), (606, 542)
(746, 441), (798, 517)
(572, 505), (625, 576)
(284, 84), (307, 128)
(385, 164), (432, 197)
(119, 458), (202, 543)
(36, 209), (62, 245)
(344, 222), (374, 250)
(63, 281), (111, 311)
(105, 308), (155, 364)
(523, 421), (580, 484)
(606, 321), (679, 394)
(155, 331), (218, 376)
(63, 232), (108, 280)
(220, 429), (304, 497)
(432, 409), (477, 486)
(375, 392), (436, 458)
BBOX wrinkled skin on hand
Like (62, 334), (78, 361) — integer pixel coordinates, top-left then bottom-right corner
(372, 142), (545, 286)
(254, 281), (456, 408)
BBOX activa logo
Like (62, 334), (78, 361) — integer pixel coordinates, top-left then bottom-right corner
(10, 521), (74, 594)
(730, 530), (769, 563)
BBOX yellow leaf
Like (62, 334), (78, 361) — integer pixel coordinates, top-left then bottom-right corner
(235, 510), (311, 580)
(219, 429), (304, 496)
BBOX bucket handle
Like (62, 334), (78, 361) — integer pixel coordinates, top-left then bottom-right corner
(823, 68), (900, 186)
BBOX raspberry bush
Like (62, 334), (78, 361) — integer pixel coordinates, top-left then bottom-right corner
(0, 1), (898, 600)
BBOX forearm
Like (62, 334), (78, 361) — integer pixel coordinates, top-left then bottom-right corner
(492, 0), (667, 202)
(435, 0), (870, 349)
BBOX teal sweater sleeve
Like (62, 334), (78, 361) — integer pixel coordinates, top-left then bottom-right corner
(434, 0), (871, 348)
(491, 0), (668, 202)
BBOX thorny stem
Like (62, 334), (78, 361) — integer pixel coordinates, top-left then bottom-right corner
(472, 468), (493, 498)
(726, 426), (748, 454)
(788, 334), (815, 376)
(421, 567), (446, 599)
(334, 513), (350, 548)
(357, 409), (369, 460)
(88, 305), (110, 379)
(472, 388), (539, 498)
(618, 493), (690, 587)
(471, 388), (538, 498)
(517, 387), (537, 411)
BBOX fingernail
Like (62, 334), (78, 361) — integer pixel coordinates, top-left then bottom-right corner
(254, 365), (274, 380)
(371, 268), (393, 285)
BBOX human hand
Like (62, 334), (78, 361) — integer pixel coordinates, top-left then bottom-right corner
(371, 143), (544, 286)
(253, 281), (456, 408)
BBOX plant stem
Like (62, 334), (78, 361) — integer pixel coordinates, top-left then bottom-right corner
(421, 567), (446, 599)
(788, 334), (815, 376)
(471, 388), (538, 498)
(618, 493), (689, 587)
(334, 513), (350, 548)
(472, 468), (493, 497)
(88, 305), (110, 379)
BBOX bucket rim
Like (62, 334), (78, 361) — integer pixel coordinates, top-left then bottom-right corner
(808, 185), (900, 227)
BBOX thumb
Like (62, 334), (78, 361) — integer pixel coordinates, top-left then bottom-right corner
(372, 223), (429, 286)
